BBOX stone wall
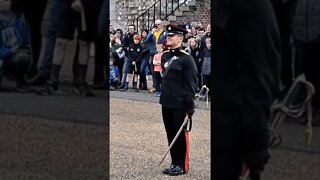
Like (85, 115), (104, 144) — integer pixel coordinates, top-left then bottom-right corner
(110, 0), (211, 31)
(110, 0), (157, 30)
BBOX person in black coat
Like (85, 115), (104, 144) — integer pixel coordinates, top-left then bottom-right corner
(93, 0), (108, 88)
(38, 0), (102, 96)
(160, 24), (198, 176)
(120, 34), (143, 91)
(213, 0), (281, 179)
(139, 29), (151, 90)
(292, 0), (320, 125)
(10, 0), (48, 78)
(271, 0), (297, 90)
(118, 24), (136, 89)
(185, 36), (202, 90)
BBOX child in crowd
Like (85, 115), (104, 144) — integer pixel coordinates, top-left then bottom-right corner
(0, 1), (31, 90)
(201, 37), (211, 96)
(109, 57), (120, 90)
(153, 44), (163, 97)
(121, 34), (143, 92)
(185, 36), (202, 90)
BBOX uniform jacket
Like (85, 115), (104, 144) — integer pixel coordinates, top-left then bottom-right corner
(212, 0), (281, 171)
(160, 48), (198, 109)
(213, 0), (281, 108)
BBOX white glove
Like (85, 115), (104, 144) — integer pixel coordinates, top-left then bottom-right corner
(71, 0), (83, 12)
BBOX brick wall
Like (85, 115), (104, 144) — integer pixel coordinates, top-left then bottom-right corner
(176, 0), (211, 27)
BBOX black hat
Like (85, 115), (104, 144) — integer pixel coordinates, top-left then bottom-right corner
(166, 24), (188, 36)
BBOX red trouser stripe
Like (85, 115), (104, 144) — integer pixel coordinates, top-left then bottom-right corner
(184, 130), (190, 173)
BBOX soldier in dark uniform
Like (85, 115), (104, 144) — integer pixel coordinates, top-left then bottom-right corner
(213, 0), (281, 179)
(160, 24), (198, 176)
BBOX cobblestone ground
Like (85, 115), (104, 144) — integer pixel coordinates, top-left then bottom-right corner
(110, 98), (211, 179)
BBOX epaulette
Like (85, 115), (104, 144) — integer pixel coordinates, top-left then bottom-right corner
(180, 49), (189, 55)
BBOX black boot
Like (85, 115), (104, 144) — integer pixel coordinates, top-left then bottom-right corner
(118, 83), (125, 89)
(133, 82), (139, 92)
(37, 80), (59, 95)
(75, 64), (93, 96)
(37, 64), (61, 95)
(163, 164), (176, 174)
(167, 165), (184, 176)
(121, 82), (129, 92)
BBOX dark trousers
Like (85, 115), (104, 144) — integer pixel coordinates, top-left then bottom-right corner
(0, 51), (31, 82)
(213, 106), (270, 180)
(115, 58), (124, 85)
(149, 56), (156, 87)
(213, 0), (279, 178)
(162, 107), (190, 172)
(93, 0), (108, 85)
(154, 71), (162, 92)
(272, 1), (295, 88)
(39, 0), (68, 79)
(295, 42), (320, 109)
(196, 63), (202, 90)
(202, 74), (211, 96)
(139, 59), (149, 88)
(23, 0), (48, 77)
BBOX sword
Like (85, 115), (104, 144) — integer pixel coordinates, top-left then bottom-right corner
(81, 9), (86, 31)
(158, 85), (209, 165)
(159, 115), (190, 166)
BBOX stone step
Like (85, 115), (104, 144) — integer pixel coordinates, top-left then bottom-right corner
(168, 15), (177, 21)
(186, 0), (196, 6)
(174, 11), (183, 16)
(161, 21), (170, 26)
(179, 5), (189, 11)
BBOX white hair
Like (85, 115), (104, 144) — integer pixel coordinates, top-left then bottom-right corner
(155, 19), (162, 24)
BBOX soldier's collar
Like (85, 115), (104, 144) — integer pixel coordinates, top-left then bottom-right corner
(168, 46), (182, 53)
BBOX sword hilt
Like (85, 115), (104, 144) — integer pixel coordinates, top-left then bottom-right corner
(195, 85), (210, 108)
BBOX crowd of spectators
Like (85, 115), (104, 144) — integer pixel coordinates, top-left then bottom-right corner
(109, 20), (212, 97)
(0, 0), (107, 96)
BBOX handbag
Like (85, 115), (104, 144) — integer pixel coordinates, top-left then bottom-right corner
(115, 47), (125, 59)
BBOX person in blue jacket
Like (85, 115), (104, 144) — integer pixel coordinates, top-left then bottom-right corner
(109, 57), (120, 90)
(0, 2), (31, 90)
(143, 19), (167, 92)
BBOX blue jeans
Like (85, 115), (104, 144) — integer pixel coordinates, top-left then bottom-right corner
(140, 59), (149, 76)
(149, 55), (156, 87)
(154, 71), (162, 92)
(39, 0), (68, 78)
(139, 59), (149, 88)
(121, 57), (130, 84)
